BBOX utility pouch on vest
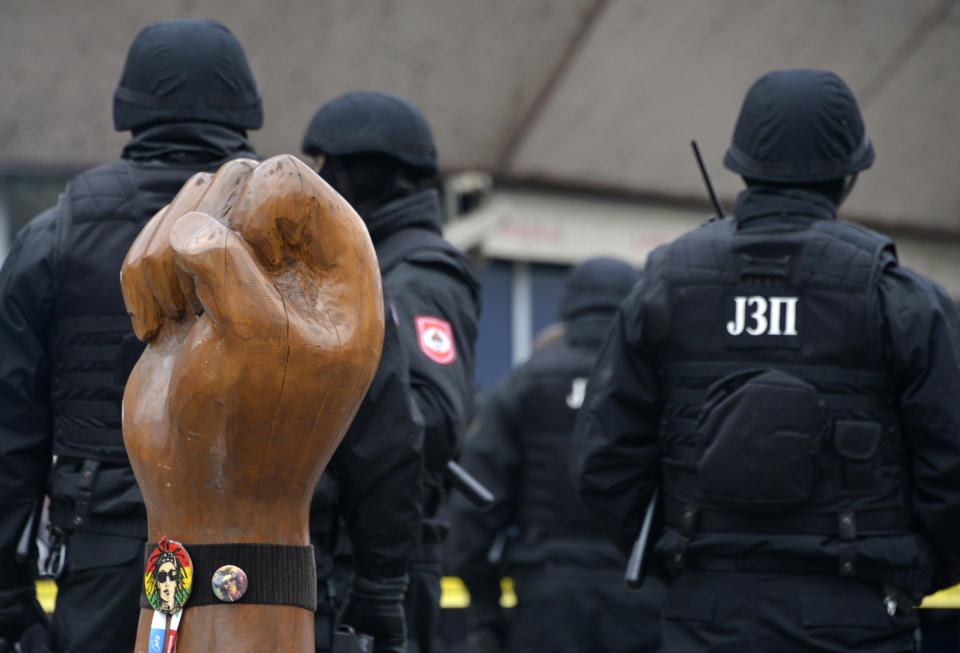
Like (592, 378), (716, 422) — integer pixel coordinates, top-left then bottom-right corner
(833, 420), (882, 490)
(696, 368), (825, 512)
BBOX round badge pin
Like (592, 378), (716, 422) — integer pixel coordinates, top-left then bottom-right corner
(212, 564), (248, 603)
(144, 537), (193, 614)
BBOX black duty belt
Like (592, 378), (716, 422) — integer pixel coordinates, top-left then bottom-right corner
(685, 553), (931, 597)
(664, 495), (912, 536)
(687, 554), (893, 578)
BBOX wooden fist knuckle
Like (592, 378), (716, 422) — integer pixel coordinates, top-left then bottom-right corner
(122, 153), (384, 652)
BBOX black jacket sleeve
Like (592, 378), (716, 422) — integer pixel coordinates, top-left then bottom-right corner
(329, 307), (424, 579)
(385, 260), (479, 475)
(880, 265), (960, 591)
(0, 211), (58, 637)
(443, 379), (520, 596)
(570, 283), (661, 555)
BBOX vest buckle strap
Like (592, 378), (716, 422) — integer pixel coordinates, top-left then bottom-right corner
(839, 546), (857, 576)
(680, 504), (699, 535)
(70, 459), (100, 529)
(838, 511), (857, 540)
(668, 504), (699, 571)
(672, 536), (689, 568)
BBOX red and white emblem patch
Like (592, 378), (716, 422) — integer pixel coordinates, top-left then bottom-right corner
(415, 316), (456, 365)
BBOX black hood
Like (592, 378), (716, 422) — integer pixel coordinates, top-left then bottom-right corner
(114, 19), (262, 132)
(121, 121), (258, 165)
(558, 257), (641, 321)
(724, 69), (873, 183)
(733, 185), (839, 226)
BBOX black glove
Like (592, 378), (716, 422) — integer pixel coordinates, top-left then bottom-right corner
(14, 622), (53, 653)
(0, 586), (51, 652)
(340, 575), (408, 653)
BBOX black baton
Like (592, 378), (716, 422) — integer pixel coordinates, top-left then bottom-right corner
(15, 496), (42, 564)
(446, 460), (495, 511)
(625, 485), (660, 589)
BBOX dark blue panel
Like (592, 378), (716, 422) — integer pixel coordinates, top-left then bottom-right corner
(473, 259), (513, 390)
(530, 263), (570, 342)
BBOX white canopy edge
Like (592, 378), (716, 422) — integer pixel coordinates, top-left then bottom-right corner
(447, 188), (960, 299)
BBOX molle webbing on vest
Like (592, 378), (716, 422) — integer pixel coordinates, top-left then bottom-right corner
(52, 315), (134, 463)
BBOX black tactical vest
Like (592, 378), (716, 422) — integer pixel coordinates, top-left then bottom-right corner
(49, 160), (199, 464)
(647, 217), (912, 557)
(513, 337), (607, 541)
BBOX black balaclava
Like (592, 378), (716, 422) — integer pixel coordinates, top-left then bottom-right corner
(319, 153), (430, 221)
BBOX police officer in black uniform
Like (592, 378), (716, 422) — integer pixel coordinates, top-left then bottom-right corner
(445, 257), (663, 653)
(572, 69), (960, 653)
(302, 92), (481, 653)
(0, 19), (262, 653)
(311, 311), (425, 653)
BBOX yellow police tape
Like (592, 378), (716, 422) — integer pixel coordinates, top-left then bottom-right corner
(440, 576), (517, 609)
(35, 577), (960, 612)
(920, 584), (960, 609)
(34, 577), (517, 613)
(36, 580), (56, 614)
(442, 578), (960, 610)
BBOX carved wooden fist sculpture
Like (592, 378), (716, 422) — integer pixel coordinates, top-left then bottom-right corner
(120, 155), (384, 651)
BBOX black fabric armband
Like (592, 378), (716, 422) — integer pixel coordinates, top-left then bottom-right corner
(140, 542), (316, 611)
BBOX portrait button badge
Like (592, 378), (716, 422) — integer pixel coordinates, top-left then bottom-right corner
(212, 564), (248, 603)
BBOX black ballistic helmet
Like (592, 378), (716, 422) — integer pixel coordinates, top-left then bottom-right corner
(301, 91), (438, 173)
(558, 257), (641, 321)
(723, 70), (874, 183)
(113, 19), (263, 132)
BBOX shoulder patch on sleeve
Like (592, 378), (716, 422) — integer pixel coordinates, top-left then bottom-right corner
(415, 315), (456, 365)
